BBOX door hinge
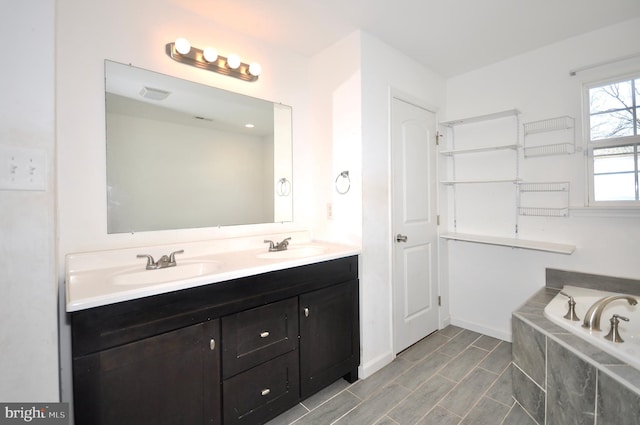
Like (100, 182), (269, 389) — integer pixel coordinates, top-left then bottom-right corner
(437, 215), (440, 225)
(436, 132), (442, 146)
(438, 296), (442, 307)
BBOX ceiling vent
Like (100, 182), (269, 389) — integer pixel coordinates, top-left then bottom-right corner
(139, 86), (171, 101)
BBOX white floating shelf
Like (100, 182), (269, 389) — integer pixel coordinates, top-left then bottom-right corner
(440, 232), (575, 254)
(440, 109), (520, 127)
(440, 144), (521, 156)
(441, 178), (521, 185)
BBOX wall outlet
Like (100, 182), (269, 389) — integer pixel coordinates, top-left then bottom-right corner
(0, 145), (47, 191)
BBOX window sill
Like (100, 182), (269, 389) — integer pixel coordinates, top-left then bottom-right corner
(570, 206), (640, 218)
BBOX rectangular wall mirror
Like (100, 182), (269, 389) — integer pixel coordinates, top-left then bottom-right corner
(105, 60), (293, 233)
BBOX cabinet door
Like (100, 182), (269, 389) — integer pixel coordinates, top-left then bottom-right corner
(73, 320), (221, 425)
(299, 280), (360, 399)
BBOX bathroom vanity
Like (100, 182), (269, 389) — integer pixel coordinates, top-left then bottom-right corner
(68, 242), (359, 425)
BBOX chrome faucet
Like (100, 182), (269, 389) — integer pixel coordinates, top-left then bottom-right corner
(582, 295), (637, 331)
(137, 250), (184, 270)
(264, 237), (291, 252)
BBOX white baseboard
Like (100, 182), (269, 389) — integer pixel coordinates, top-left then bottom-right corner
(358, 350), (395, 379)
(450, 317), (512, 342)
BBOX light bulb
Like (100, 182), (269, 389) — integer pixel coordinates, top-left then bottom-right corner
(248, 62), (262, 77)
(226, 54), (241, 70)
(175, 38), (191, 55)
(202, 47), (218, 63)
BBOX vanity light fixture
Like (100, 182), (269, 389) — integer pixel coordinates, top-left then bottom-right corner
(166, 38), (261, 82)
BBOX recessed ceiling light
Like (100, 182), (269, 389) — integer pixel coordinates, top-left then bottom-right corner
(245, 123), (255, 128)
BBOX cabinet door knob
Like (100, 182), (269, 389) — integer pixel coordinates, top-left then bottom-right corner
(209, 338), (216, 351)
(260, 331), (270, 338)
(261, 388), (271, 396)
(304, 307), (310, 317)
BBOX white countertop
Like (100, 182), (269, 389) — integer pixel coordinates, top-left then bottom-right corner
(65, 238), (360, 312)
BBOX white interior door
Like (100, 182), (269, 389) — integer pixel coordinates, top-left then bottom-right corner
(391, 97), (439, 354)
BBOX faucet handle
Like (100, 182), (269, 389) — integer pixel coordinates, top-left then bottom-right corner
(559, 291), (580, 321)
(264, 240), (276, 250)
(169, 250), (184, 264)
(137, 254), (156, 270)
(605, 314), (629, 343)
(280, 237), (291, 247)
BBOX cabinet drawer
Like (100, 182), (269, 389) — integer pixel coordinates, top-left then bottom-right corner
(223, 350), (299, 425)
(222, 297), (298, 378)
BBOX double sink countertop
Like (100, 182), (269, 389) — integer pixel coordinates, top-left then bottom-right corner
(66, 235), (360, 312)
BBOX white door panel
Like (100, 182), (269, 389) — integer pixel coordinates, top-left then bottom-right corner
(392, 97), (438, 354)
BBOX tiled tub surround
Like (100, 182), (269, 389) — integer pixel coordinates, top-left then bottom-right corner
(512, 269), (640, 425)
(545, 285), (640, 370)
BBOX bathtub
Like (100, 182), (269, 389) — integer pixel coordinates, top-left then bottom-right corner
(544, 285), (640, 369)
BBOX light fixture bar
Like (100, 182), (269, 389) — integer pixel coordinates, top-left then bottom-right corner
(165, 42), (259, 82)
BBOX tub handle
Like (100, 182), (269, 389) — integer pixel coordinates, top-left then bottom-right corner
(604, 314), (629, 343)
(559, 291), (580, 321)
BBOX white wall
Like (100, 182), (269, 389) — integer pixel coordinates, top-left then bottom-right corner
(0, 1), (58, 400)
(444, 18), (640, 340)
(308, 31), (447, 377)
(56, 0), (312, 405)
(359, 33), (446, 376)
(57, 0), (311, 256)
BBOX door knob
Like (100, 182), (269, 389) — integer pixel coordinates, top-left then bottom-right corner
(396, 234), (408, 243)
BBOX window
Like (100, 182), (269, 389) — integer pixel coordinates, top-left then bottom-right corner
(587, 75), (640, 205)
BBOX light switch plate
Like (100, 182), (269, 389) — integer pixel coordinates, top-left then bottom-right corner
(0, 145), (47, 191)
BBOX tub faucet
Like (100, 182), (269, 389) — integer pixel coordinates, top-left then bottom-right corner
(582, 295), (637, 331)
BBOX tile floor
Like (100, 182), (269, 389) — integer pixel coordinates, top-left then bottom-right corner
(267, 325), (539, 425)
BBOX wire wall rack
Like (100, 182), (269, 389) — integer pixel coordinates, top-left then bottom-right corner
(518, 182), (570, 217)
(523, 116), (576, 158)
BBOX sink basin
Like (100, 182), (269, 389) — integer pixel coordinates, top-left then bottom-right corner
(111, 260), (223, 286)
(257, 246), (326, 260)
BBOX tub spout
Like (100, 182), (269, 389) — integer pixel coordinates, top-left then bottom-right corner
(582, 295), (638, 331)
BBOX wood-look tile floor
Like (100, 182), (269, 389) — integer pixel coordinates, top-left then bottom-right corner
(267, 325), (539, 425)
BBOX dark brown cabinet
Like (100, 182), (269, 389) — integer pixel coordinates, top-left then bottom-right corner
(71, 256), (358, 425)
(73, 320), (221, 425)
(299, 280), (360, 399)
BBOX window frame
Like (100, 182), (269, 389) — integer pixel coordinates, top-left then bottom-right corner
(584, 72), (640, 207)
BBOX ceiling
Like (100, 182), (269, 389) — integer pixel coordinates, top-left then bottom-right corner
(171, 0), (640, 77)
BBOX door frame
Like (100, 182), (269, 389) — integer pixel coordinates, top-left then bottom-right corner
(388, 88), (443, 354)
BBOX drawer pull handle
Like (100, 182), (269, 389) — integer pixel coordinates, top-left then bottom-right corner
(304, 307), (310, 317)
(209, 338), (216, 351)
(261, 388), (271, 396)
(260, 331), (270, 338)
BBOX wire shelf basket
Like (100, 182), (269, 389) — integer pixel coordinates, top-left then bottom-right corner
(523, 116), (574, 135)
(519, 182), (569, 192)
(519, 207), (569, 217)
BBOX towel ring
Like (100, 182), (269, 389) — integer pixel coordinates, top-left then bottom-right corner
(335, 171), (350, 194)
(276, 177), (291, 196)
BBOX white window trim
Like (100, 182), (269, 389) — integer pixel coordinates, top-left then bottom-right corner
(583, 73), (640, 209)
